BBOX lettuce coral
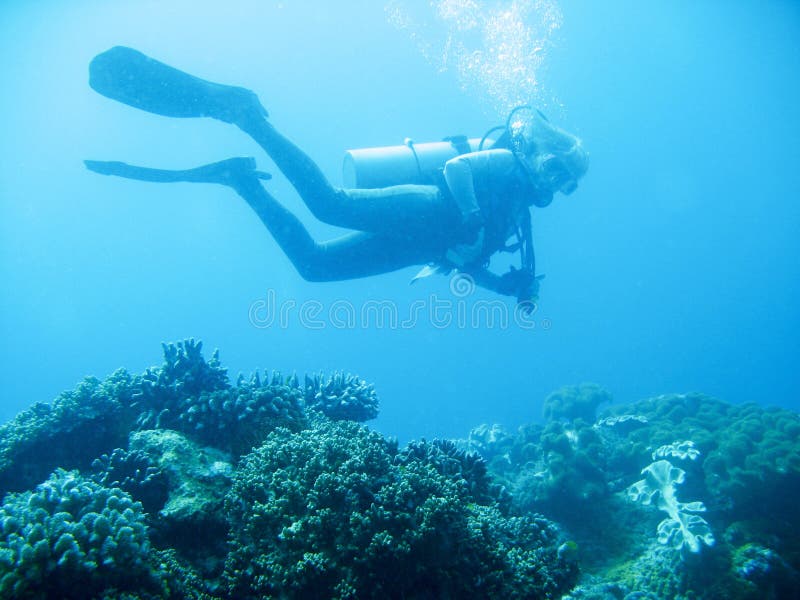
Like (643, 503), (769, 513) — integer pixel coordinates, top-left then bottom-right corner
(627, 459), (715, 554)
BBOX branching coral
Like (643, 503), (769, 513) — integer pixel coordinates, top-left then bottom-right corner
(396, 438), (503, 508)
(178, 371), (307, 455)
(0, 469), (157, 598)
(0, 369), (138, 496)
(134, 339), (229, 430)
(304, 371), (379, 422)
(91, 448), (169, 515)
(224, 419), (576, 599)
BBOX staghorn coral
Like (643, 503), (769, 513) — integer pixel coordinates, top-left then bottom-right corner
(0, 469), (159, 598)
(304, 371), (379, 422)
(134, 339), (230, 431)
(224, 418), (576, 599)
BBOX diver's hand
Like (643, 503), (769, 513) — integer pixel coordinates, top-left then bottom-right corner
(499, 267), (541, 306)
(445, 227), (485, 268)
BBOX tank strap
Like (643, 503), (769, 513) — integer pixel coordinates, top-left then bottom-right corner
(443, 135), (473, 156)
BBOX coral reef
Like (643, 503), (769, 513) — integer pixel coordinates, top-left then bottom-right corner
(0, 469), (159, 598)
(1, 344), (798, 599)
(470, 390), (800, 599)
(0, 370), (138, 496)
(627, 459), (715, 554)
(90, 447), (169, 515)
(304, 371), (379, 422)
(542, 383), (612, 423)
(224, 418), (577, 599)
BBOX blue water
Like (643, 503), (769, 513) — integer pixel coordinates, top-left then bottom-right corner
(1, 0), (798, 443)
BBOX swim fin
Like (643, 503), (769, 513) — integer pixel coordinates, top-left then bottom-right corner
(89, 46), (268, 124)
(84, 156), (271, 185)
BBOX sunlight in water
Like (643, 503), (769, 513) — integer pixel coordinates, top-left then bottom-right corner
(386, 0), (563, 118)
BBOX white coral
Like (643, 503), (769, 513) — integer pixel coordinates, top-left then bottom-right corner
(627, 459), (715, 554)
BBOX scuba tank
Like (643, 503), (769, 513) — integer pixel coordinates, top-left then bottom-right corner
(343, 106), (543, 300)
(341, 105), (537, 189)
(342, 136), (483, 189)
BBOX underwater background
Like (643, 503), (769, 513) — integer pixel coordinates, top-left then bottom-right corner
(1, 0), (798, 442)
(0, 1), (799, 598)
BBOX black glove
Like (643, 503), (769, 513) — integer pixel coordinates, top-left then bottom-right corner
(498, 267), (540, 304)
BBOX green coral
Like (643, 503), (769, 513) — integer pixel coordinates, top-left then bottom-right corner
(134, 339), (230, 431)
(224, 418), (576, 599)
(543, 383), (612, 423)
(179, 371), (307, 456)
(303, 371), (379, 422)
(0, 469), (157, 598)
(0, 369), (138, 496)
(601, 394), (800, 521)
(474, 391), (800, 598)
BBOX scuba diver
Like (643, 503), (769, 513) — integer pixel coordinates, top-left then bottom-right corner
(86, 47), (588, 306)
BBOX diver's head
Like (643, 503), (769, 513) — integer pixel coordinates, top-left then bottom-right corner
(521, 111), (589, 205)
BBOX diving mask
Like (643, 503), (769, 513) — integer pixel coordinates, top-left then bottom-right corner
(521, 112), (589, 196)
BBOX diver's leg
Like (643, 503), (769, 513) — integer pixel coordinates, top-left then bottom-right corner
(89, 46), (267, 124)
(233, 116), (460, 234)
(88, 47), (456, 235)
(231, 177), (437, 281)
(85, 157), (271, 184)
(85, 154), (429, 280)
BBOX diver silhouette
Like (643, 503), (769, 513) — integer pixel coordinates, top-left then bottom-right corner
(86, 46), (588, 305)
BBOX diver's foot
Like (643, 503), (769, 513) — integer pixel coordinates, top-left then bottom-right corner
(203, 84), (269, 127)
(90, 46), (269, 126)
(181, 156), (272, 185)
(84, 156), (271, 186)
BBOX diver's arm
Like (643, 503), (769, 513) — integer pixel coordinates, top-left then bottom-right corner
(444, 149), (520, 220)
(443, 156), (481, 222)
(463, 266), (507, 296)
(461, 265), (540, 303)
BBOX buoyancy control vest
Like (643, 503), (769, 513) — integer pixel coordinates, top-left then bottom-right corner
(341, 106), (540, 281)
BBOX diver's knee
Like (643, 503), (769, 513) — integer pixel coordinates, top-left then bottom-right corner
(293, 259), (329, 283)
(306, 189), (348, 224)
